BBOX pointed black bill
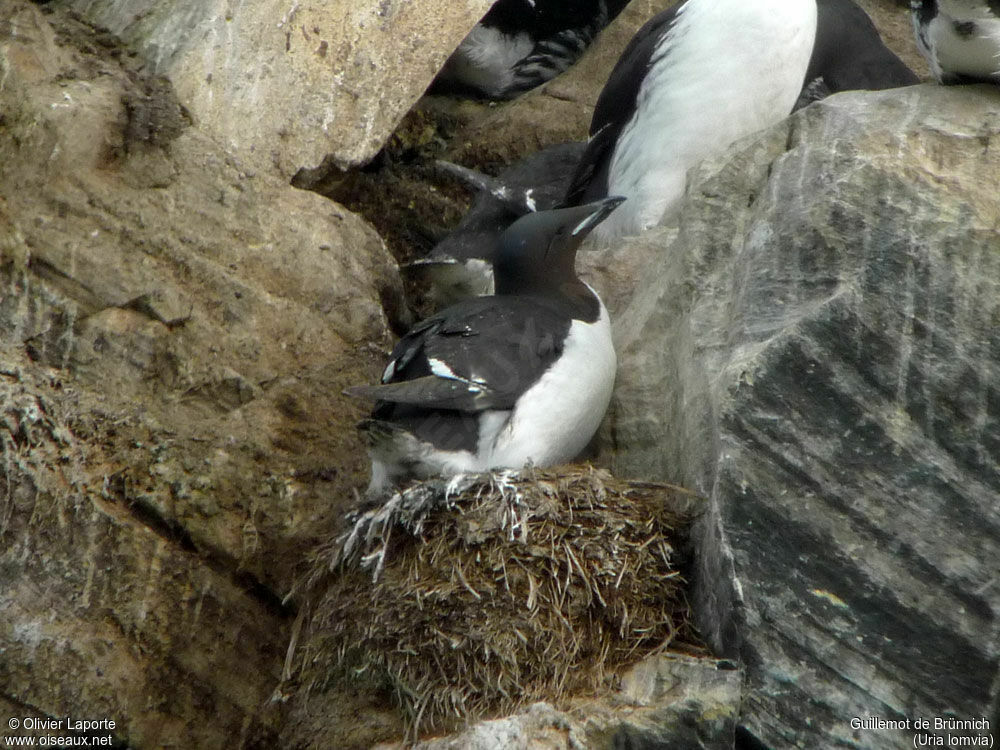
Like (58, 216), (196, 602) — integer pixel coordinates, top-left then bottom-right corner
(569, 195), (627, 238)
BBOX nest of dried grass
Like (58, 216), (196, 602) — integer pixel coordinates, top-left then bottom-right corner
(292, 465), (705, 738)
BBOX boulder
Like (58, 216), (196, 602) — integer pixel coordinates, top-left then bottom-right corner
(602, 84), (1000, 748)
(57, 0), (495, 177)
(1, 2), (404, 745)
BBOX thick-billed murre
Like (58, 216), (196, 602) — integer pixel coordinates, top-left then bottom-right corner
(565, 0), (817, 241)
(911, 0), (1000, 84)
(405, 142), (587, 307)
(347, 197), (625, 496)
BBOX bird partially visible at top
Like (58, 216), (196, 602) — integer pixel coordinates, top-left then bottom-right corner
(911, 0), (1000, 84)
(565, 0), (818, 241)
(431, 0), (630, 100)
(346, 197), (625, 497)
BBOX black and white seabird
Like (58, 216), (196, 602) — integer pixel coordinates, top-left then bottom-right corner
(796, 0), (919, 109)
(911, 0), (1000, 84)
(432, 0), (630, 100)
(564, 0), (817, 241)
(347, 197), (625, 496)
(406, 142), (587, 306)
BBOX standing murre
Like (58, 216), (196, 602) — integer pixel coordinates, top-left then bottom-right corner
(564, 0), (817, 241)
(911, 0), (1000, 84)
(404, 142), (587, 307)
(346, 197), (625, 497)
(432, 0), (630, 100)
(796, 0), (918, 110)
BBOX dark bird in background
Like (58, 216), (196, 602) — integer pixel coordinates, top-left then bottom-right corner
(911, 0), (1000, 83)
(415, 0), (918, 302)
(347, 197), (625, 497)
(405, 142), (586, 306)
(796, 0), (919, 109)
(563, 0), (818, 241)
(431, 0), (630, 100)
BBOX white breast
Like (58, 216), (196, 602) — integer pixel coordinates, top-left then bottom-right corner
(485, 296), (617, 469)
(921, 2), (1000, 82)
(366, 296), (616, 496)
(597, 0), (818, 240)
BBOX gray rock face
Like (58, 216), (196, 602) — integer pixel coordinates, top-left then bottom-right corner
(603, 84), (1000, 748)
(58, 0), (494, 176)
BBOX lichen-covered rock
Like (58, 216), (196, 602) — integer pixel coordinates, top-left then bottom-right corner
(1, 3), (405, 745)
(1, 1), (405, 589)
(603, 84), (1000, 748)
(52, 0), (494, 177)
(0, 349), (287, 747)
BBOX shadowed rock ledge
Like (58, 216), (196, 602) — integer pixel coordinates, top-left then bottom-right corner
(56, 0), (496, 177)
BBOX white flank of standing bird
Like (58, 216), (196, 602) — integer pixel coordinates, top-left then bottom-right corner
(566, 0), (818, 241)
(433, 0), (632, 99)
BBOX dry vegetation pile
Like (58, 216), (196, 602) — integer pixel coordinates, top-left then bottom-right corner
(294, 466), (705, 736)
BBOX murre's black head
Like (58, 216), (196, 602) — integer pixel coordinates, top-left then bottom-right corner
(494, 196), (625, 299)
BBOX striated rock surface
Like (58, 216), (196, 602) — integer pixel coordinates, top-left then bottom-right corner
(603, 84), (1000, 748)
(1, 351), (289, 747)
(57, 0), (494, 176)
(1, 2), (404, 745)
